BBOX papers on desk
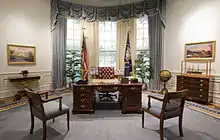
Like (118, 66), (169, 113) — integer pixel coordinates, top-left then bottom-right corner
(90, 79), (119, 84)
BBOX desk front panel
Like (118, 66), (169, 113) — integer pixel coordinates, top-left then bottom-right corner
(120, 84), (142, 113)
(72, 84), (142, 114)
(73, 85), (94, 114)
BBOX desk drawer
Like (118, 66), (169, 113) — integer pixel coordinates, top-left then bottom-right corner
(74, 86), (93, 93)
(73, 96), (93, 103)
(73, 92), (93, 102)
(73, 102), (93, 110)
(94, 85), (120, 92)
(176, 85), (188, 91)
(188, 91), (208, 101)
(122, 86), (142, 93)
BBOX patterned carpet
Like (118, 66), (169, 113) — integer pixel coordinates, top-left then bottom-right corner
(1, 93), (220, 140)
(0, 91), (220, 119)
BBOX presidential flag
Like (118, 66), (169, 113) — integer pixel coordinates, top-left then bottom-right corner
(124, 33), (132, 77)
(81, 32), (88, 80)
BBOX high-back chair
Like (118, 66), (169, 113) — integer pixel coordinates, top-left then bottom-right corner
(25, 88), (70, 140)
(142, 90), (188, 140)
(98, 67), (115, 79)
(97, 67), (117, 100)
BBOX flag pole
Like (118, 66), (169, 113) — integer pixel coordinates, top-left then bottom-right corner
(81, 17), (88, 81)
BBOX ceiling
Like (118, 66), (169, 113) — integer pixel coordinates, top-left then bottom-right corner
(65, 0), (144, 7)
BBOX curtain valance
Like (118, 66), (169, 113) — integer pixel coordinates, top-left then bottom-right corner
(52, 0), (165, 30)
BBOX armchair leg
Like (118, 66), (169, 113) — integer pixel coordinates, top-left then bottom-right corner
(43, 121), (47, 140)
(142, 110), (144, 128)
(179, 115), (184, 137)
(67, 112), (70, 131)
(159, 120), (164, 140)
(53, 118), (55, 122)
(30, 114), (34, 134)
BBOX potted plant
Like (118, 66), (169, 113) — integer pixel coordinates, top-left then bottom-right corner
(134, 50), (153, 90)
(130, 68), (138, 83)
(65, 50), (81, 88)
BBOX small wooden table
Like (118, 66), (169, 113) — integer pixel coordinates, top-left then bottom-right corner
(8, 75), (41, 100)
(72, 83), (142, 114)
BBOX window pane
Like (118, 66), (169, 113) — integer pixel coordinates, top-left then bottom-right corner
(144, 29), (148, 38)
(66, 19), (82, 82)
(144, 39), (149, 49)
(137, 29), (143, 39)
(67, 30), (73, 39)
(67, 19), (74, 29)
(99, 21), (117, 68)
(136, 17), (149, 55)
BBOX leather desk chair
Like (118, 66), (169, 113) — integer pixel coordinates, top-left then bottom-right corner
(98, 67), (117, 100)
(25, 88), (70, 140)
(142, 90), (188, 140)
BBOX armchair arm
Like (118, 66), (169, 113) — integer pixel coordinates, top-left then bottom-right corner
(43, 96), (62, 103)
(147, 95), (164, 109)
(43, 96), (63, 111)
(148, 95), (164, 102)
(38, 91), (49, 99)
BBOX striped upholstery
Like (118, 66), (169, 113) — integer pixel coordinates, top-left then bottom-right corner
(98, 67), (115, 79)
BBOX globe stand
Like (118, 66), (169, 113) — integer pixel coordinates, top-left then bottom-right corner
(161, 82), (168, 94)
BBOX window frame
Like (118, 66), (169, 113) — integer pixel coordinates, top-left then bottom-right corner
(98, 21), (117, 68)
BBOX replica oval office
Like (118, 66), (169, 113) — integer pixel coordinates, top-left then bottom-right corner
(0, 0), (220, 140)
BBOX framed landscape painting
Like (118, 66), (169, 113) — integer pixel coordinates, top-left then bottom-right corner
(7, 44), (36, 65)
(184, 41), (216, 61)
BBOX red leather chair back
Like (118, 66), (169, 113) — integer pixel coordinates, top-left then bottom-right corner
(98, 67), (115, 79)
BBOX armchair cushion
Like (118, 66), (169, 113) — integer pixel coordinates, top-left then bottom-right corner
(98, 67), (114, 79)
(166, 101), (181, 111)
(142, 98), (182, 119)
(43, 101), (69, 117)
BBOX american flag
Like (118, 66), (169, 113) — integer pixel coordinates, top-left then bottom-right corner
(81, 32), (88, 80)
(124, 33), (132, 77)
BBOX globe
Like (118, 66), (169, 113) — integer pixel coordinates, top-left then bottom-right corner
(159, 70), (172, 94)
(160, 70), (172, 82)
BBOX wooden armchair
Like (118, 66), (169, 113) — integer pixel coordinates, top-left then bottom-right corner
(142, 90), (188, 140)
(25, 88), (70, 140)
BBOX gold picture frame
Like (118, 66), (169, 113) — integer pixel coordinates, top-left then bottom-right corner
(7, 44), (36, 65)
(184, 41), (216, 61)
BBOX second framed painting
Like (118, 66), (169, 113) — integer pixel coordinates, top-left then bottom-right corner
(184, 41), (216, 61)
(7, 44), (36, 65)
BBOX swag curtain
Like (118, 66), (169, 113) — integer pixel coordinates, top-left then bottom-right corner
(51, 0), (166, 90)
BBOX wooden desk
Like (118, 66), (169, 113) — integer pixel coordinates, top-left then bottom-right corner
(72, 83), (142, 114)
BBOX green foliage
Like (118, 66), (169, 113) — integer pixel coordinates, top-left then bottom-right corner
(134, 50), (153, 84)
(65, 50), (81, 83)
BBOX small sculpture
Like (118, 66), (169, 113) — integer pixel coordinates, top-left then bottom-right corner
(20, 70), (28, 77)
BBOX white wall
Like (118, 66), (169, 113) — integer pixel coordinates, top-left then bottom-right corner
(0, 0), (51, 73)
(0, 0), (52, 98)
(165, 0), (220, 103)
(165, 0), (220, 74)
